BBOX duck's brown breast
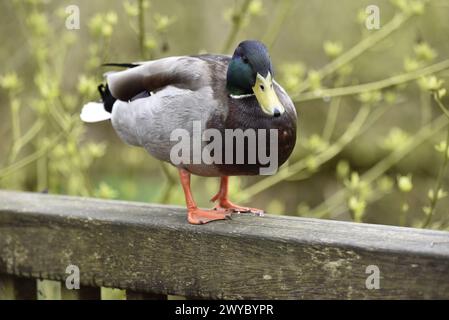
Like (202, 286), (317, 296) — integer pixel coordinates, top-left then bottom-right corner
(205, 93), (297, 176)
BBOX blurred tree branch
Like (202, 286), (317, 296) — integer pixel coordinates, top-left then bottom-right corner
(296, 12), (412, 94)
(422, 93), (449, 227)
(221, 0), (252, 53)
(311, 114), (449, 218)
(0, 133), (64, 180)
(138, 0), (146, 59)
(293, 59), (449, 103)
(262, 0), (294, 49)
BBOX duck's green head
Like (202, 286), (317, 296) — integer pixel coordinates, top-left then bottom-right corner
(226, 40), (284, 117)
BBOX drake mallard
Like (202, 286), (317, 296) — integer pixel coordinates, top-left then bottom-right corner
(81, 40), (297, 224)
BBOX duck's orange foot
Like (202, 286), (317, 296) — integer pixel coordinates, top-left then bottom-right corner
(187, 208), (232, 225)
(213, 199), (264, 216)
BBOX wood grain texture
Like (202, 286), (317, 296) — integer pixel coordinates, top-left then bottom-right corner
(0, 190), (449, 299)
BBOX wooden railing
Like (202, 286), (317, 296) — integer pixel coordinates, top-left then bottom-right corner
(0, 190), (449, 299)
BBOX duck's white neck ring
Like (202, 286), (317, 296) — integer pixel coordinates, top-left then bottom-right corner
(229, 93), (255, 99)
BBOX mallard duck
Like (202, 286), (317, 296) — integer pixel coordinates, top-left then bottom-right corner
(81, 40), (297, 224)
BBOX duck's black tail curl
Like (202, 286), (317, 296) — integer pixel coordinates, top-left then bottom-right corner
(98, 63), (139, 112)
(98, 84), (116, 113)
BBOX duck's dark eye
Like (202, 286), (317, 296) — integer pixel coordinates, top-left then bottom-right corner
(260, 84), (265, 91)
(242, 56), (249, 64)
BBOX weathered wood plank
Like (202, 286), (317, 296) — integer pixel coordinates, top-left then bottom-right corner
(0, 190), (449, 299)
(0, 274), (37, 300)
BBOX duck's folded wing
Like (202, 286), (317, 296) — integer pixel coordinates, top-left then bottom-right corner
(107, 56), (208, 101)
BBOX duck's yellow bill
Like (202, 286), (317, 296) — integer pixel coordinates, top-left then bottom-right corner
(252, 72), (285, 117)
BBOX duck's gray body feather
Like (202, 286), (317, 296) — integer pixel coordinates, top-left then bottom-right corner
(109, 56), (229, 176)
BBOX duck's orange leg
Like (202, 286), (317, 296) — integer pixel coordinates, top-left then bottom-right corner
(179, 169), (231, 224)
(211, 176), (264, 216)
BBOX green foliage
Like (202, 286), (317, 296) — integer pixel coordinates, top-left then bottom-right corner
(0, 1), (112, 195)
(397, 174), (413, 193)
(101, 287), (126, 300)
(323, 41), (343, 59)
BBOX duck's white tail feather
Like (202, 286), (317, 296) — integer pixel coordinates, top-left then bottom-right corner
(80, 102), (111, 123)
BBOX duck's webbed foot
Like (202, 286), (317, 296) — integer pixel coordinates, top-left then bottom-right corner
(210, 176), (265, 216)
(213, 199), (264, 216)
(188, 208), (232, 225)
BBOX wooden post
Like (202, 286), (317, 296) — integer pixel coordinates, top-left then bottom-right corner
(0, 274), (37, 300)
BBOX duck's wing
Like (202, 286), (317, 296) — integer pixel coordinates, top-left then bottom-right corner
(106, 56), (212, 101)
